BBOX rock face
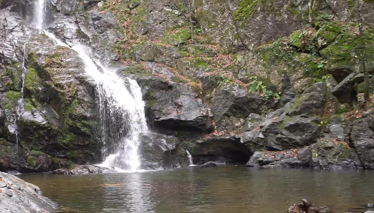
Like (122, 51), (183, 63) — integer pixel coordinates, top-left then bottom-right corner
(351, 117), (374, 170)
(246, 147), (312, 168)
(145, 82), (213, 132)
(2, 0), (374, 172)
(138, 132), (182, 169)
(0, 171), (57, 212)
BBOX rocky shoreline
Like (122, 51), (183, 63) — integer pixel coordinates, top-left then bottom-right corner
(0, 171), (57, 212)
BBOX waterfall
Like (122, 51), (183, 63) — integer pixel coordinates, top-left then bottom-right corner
(31, 0), (46, 30)
(72, 44), (148, 171)
(186, 151), (195, 166)
(29, 0), (149, 171)
(43, 33), (148, 171)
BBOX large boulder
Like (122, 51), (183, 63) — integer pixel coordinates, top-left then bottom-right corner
(240, 106), (321, 151)
(311, 137), (362, 170)
(0, 32), (101, 172)
(140, 76), (213, 132)
(138, 133), (182, 169)
(211, 84), (265, 123)
(332, 73), (357, 104)
(0, 171), (57, 212)
(246, 147), (312, 168)
(351, 117), (374, 170)
(241, 82), (328, 152)
(289, 82), (327, 116)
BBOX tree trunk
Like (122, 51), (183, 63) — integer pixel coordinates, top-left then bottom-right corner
(189, 0), (194, 43)
(359, 21), (370, 106)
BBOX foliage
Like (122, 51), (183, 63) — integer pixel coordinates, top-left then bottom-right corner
(247, 76), (280, 100)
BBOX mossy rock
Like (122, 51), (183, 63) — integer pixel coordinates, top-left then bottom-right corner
(234, 0), (258, 22)
(169, 28), (191, 46)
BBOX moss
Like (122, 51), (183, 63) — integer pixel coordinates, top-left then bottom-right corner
(347, 0), (355, 9)
(279, 116), (293, 129)
(57, 132), (76, 147)
(25, 67), (41, 92)
(289, 29), (315, 51)
(27, 156), (39, 167)
(24, 99), (34, 111)
(4, 62), (22, 91)
(320, 30), (360, 68)
(234, 0), (258, 21)
(170, 28), (191, 45)
(6, 91), (20, 101)
(76, 120), (92, 135)
(30, 150), (44, 156)
(314, 22), (341, 48)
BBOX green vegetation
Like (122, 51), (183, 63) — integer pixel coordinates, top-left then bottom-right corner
(234, 0), (258, 21)
(247, 76), (280, 99)
(170, 28), (191, 45)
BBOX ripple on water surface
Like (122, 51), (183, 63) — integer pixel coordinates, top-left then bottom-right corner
(21, 166), (374, 213)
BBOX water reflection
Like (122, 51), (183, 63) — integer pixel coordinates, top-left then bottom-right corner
(21, 167), (374, 213)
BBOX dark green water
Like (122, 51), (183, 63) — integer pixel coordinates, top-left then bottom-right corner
(21, 166), (374, 213)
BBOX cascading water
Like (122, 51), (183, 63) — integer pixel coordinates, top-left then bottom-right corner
(42, 34), (149, 171)
(29, 0), (149, 171)
(71, 45), (148, 171)
(31, 0), (46, 30)
(186, 151), (195, 166)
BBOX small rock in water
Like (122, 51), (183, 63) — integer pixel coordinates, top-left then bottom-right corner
(199, 161), (218, 168)
(53, 165), (116, 175)
(288, 198), (333, 213)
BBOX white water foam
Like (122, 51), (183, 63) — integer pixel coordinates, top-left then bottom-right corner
(31, 0), (46, 30)
(43, 31), (148, 171)
(186, 151), (195, 167)
(32, 0), (149, 172)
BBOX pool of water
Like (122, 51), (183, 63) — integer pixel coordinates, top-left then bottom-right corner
(21, 166), (374, 212)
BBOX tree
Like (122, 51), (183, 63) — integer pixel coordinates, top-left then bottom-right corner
(358, 18), (370, 107)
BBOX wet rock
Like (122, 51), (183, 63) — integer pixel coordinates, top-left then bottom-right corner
(280, 74), (296, 106)
(48, 6), (123, 63)
(241, 112), (321, 151)
(199, 161), (217, 168)
(243, 113), (262, 131)
(0, 171), (57, 212)
(0, 108), (4, 125)
(0, 5), (31, 61)
(53, 165), (115, 175)
(246, 147), (312, 168)
(11, 33), (101, 169)
(311, 137), (362, 170)
(289, 199), (333, 213)
(141, 77), (213, 132)
(135, 43), (182, 67)
(351, 117), (374, 170)
(329, 124), (345, 141)
(211, 84), (265, 123)
(138, 133), (181, 169)
(190, 136), (252, 165)
(332, 73), (357, 104)
(289, 82), (327, 116)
